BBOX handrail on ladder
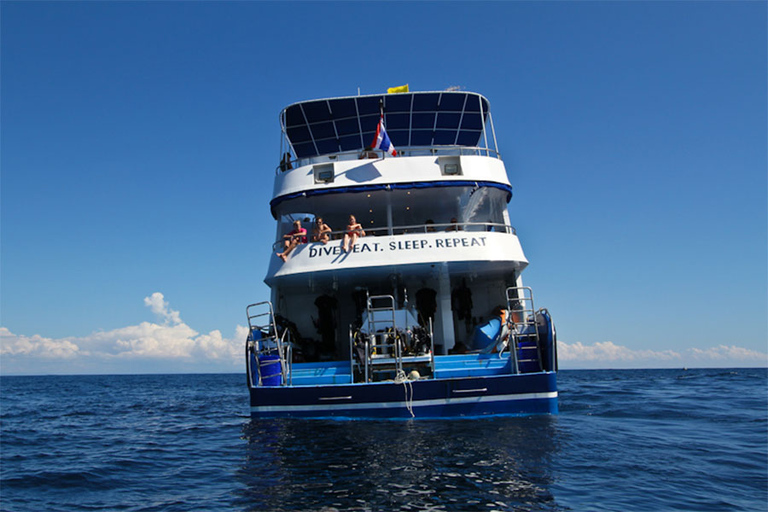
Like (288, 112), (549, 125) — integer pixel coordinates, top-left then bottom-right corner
(348, 291), (436, 383)
(366, 294), (403, 374)
(245, 301), (289, 386)
(505, 286), (543, 373)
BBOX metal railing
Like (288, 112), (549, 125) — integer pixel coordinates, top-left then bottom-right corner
(366, 295), (402, 371)
(350, 293), (435, 383)
(246, 301), (291, 387)
(276, 145), (501, 174)
(271, 221), (515, 251)
(505, 287), (542, 374)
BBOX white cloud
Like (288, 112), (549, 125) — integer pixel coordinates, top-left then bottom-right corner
(558, 340), (681, 363)
(688, 344), (768, 362)
(558, 340), (768, 368)
(196, 325), (249, 361)
(0, 293), (245, 374)
(0, 328), (81, 359)
(2, 294), (766, 374)
(143, 292), (182, 325)
(108, 321), (199, 359)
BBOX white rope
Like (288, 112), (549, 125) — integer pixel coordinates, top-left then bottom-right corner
(395, 370), (415, 418)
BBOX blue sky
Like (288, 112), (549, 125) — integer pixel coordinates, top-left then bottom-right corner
(2, 1), (766, 374)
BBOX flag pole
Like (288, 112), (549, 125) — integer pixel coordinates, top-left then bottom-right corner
(378, 98), (385, 158)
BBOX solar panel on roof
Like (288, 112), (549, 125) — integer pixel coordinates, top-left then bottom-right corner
(383, 94), (411, 112)
(335, 118), (359, 136)
(339, 135), (361, 151)
(311, 121), (336, 140)
(461, 115), (483, 130)
(388, 130), (410, 146)
(410, 130), (433, 146)
(434, 130), (456, 145)
(437, 93), (465, 111)
(412, 93), (440, 111)
(412, 112), (435, 130)
(329, 98), (357, 118)
(307, 101), (334, 120)
(315, 139), (339, 155)
(284, 107), (306, 127)
(436, 112), (461, 129)
(282, 91), (490, 158)
(456, 131), (480, 146)
(360, 114), (379, 132)
(386, 113), (410, 130)
(286, 125), (312, 143)
(292, 142), (315, 157)
(464, 95), (483, 112)
(356, 96), (380, 115)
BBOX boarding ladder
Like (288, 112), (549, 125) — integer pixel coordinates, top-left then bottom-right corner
(246, 301), (291, 387)
(352, 293), (435, 383)
(505, 287), (542, 373)
(366, 294), (403, 377)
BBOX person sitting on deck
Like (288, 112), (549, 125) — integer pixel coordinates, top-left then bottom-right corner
(279, 153), (293, 172)
(358, 146), (378, 159)
(486, 304), (532, 354)
(425, 219), (436, 232)
(445, 217), (462, 232)
(277, 220), (307, 262)
(342, 215), (365, 253)
(312, 217), (332, 244)
(475, 306), (513, 355)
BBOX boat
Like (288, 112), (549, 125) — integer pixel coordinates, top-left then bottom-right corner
(245, 89), (558, 419)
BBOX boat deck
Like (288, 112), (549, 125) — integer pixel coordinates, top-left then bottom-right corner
(286, 354), (516, 387)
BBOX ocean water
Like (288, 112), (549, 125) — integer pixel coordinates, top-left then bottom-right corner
(1, 369), (766, 511)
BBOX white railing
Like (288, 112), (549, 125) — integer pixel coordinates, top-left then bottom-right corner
(276, 145), (501, 174)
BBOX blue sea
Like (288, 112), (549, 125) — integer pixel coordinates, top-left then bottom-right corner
(1, 369), (766, 511)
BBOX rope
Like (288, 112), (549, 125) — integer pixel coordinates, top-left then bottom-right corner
(395, 370), (415, 418)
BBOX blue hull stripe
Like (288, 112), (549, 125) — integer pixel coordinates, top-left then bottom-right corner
(251, 391), (557, 414)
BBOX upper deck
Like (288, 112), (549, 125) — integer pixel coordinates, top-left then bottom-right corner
(272, 91), (509, 220)
(280, 90), (497, 165)
(267, 90), (523, 285)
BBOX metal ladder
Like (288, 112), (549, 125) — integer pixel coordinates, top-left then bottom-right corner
(357, 294), (402, 381)
(246, 301), (291, 387)
(505, 287), (542, 373)
(350, 293), (436, 383)
(367, 294), (402, 365)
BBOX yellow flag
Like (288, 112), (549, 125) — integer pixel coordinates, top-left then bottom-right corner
(387, 84), (409, 94)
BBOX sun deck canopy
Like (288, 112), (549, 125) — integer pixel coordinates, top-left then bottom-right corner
(282, 91), (492, 159)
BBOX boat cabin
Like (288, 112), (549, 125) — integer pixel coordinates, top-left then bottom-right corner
(262, 91), (529, 363)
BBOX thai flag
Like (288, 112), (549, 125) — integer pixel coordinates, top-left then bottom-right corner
(372, 116), (397, 156)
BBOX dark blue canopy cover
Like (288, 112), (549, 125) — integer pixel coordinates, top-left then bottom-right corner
(283, 91), (490, 158)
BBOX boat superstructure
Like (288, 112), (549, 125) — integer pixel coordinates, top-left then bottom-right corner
(245, 90), (558, 418)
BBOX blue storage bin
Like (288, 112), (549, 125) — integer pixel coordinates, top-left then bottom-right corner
(258, 354), (282, 386)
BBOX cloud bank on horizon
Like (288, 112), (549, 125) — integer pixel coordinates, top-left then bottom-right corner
(557, 340), (767, 369)
(1, 293), (766, 375)
(1, 293), (248, 375)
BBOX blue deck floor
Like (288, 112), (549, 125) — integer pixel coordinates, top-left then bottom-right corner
(280, 354), (519, 387)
